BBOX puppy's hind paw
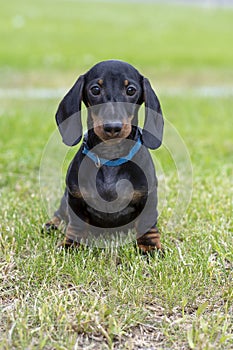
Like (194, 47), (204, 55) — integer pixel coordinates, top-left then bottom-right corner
(56, 238), (80, 251)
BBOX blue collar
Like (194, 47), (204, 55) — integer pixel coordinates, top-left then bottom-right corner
(82, 134), (142, 168)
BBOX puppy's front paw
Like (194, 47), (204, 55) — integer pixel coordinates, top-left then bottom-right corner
(137, 227), (163, 254)
(41, 216), (62, 234)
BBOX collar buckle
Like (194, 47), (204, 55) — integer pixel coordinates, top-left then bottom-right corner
(95, 155), (101, 168)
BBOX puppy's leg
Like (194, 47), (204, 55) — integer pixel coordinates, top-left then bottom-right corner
(135, 190), (162, 253)
(43, 191), (68, 233)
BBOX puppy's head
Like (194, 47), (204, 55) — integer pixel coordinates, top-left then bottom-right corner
(56, 60), (164, 149)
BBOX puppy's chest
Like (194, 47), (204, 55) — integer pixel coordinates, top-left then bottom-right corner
(73, 165), (147, 204)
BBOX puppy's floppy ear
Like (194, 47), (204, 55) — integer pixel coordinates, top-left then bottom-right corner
(142, 77), (164, 149)
(55, 75), (84, 146)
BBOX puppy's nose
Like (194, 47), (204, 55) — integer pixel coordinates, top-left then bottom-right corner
(103, 122), (122, 136)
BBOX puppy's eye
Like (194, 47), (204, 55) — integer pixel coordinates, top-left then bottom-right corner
(90, 85), (101, 96)
(126, 85), (137, 96)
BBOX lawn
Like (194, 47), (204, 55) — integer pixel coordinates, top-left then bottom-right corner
(0, 1), (233, 349)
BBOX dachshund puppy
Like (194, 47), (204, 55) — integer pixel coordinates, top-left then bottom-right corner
(44, 60), (164, 252)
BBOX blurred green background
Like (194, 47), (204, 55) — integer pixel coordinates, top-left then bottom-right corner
(1, 0), (233, 88)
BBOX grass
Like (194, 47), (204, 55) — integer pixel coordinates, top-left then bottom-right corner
(1, 0), (233, 349)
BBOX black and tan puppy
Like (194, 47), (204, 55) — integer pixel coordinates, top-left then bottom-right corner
(45, 60), (164, 252)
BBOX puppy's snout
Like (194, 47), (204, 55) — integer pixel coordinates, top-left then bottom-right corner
(103, 122), (122, 137)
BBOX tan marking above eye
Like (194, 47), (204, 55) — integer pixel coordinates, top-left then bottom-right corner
(124, 80), (129, 86)
(98, 79), (103, 86)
